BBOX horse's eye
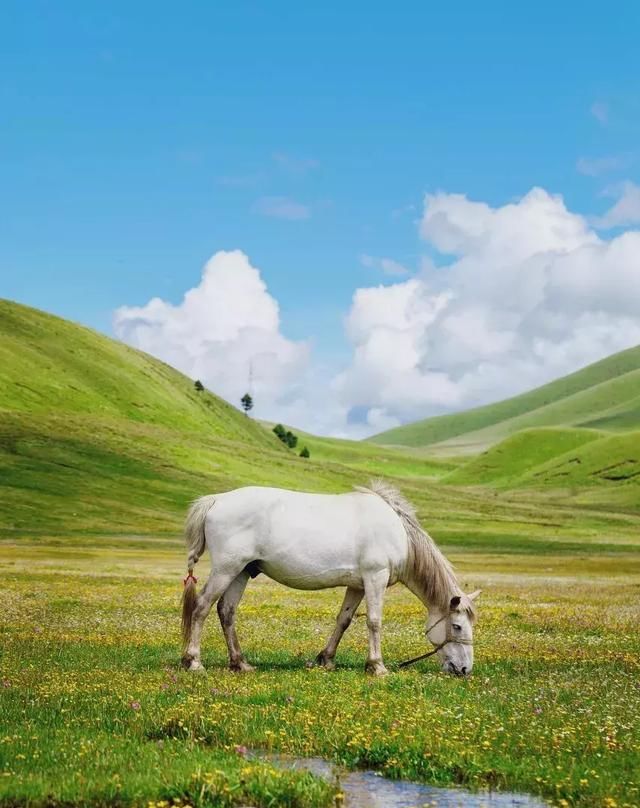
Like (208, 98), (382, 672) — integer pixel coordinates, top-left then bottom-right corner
(452, 624), (461, 631)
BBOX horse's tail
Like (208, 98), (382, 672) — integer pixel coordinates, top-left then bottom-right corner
(185, 494), (215, 571)
(181, 494), (216, 651)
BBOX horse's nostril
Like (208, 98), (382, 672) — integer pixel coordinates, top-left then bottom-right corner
(461, 666), (467, 675)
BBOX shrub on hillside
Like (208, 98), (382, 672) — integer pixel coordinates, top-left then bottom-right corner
(273, 424), (299, 449)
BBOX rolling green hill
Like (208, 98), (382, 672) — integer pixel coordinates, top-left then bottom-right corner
(444, 427), (603, 486)
(2, 298), (639, 554)
(369, 345), (640, 453)
(0, 298), (277, 445)
(0, 299), (293, 535)
(517, 429), (640, 489)
(0, 300), (454, 538)
(441, 425), (640, 511)
(261, 421), (462, 479)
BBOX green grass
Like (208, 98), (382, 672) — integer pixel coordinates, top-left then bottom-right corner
(0, 301), (461, 539)
(2, 299), (640, 806)
(430, 371), (640, 456)
(261, 422), (461, 479)
(1, 544), (639, 808)
(519, 429), (640, 488)
(443, 427), (640, 503)
(0, 299), (276, 446)
(369, 344), (640, 452)
(444, 428), (603, 487)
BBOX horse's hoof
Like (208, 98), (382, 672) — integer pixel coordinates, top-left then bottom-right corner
(182, 655), (205, 672)
(365, 661), (389, 677)
(230, 660), (255, 673)
(314, 653), (336, 671)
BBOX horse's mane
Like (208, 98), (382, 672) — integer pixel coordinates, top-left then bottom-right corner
(356, 479), (475, 619)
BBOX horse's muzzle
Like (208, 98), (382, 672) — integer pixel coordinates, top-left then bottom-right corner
(444, 661), (469, 676)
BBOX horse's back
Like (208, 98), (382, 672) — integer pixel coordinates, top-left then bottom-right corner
(203, 486), (407, 589)
(208, 485), (401, 535)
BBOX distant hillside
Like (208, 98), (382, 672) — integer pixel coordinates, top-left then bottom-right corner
(260, 420), (461, 480)
(0, 300), (446, 538)
(443, 426), (640, 510)
(369, 346), (640, 453)
(444, 427), (602, 486)
(519, 430), (640, 489)
(0, 299), (276, 447)
(0, 300), (304, 536)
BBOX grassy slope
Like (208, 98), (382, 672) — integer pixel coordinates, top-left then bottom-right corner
(429, 370), (640, 455)
(368, 344), (640, 450)
(0, 299), (309, 535)
(2, 298), (640, 550)
(519, 429), (640, 488)
(262, 421), (462, 479)
(1, 300), (461, 538)
(444, 427), (603, 486)
(0, 298), (278, 443)
(444, 426), (640, 513)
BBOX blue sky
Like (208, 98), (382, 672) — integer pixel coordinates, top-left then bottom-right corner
(2, 2), (640, 435)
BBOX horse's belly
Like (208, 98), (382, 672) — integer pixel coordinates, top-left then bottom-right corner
(259, 560), (363, 590)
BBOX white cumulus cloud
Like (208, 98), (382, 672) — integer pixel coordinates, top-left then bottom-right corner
(113, 189), (640, 440)
(113, 251), (310, 420)
(335, 188), (640, 432)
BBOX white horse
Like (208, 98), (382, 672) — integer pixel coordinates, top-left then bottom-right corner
(181, 481), (480, 676)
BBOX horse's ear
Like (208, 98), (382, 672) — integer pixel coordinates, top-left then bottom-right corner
(450, 595), (461, 610)
(467, 589), (482, 602)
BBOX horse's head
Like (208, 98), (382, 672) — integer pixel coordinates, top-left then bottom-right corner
(426, 590), (481, 676)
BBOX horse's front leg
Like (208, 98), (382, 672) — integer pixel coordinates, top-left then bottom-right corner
(363, 570), (390, 676)
(315, 586), (364, 670)
(217, 570), (254, 672)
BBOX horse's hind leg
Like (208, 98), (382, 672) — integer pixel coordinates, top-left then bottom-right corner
(217, 570), (254, 672)
(315, 586), (363, 670)
(183, 570), (238, 671)
(363, 570), (390, 676)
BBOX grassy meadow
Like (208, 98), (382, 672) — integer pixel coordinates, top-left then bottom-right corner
(2, 532), (639, 808)
(1, 300), (640, 807)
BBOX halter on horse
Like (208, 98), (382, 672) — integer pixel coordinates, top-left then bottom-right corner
(398, 611), (474, 670)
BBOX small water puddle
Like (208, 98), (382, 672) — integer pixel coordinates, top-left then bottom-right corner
(263, 754), (547, 807)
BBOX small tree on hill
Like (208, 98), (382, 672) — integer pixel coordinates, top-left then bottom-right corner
(194, 380), (204, 392)
(273, 424), (299, 450)
(300, 446), (310, 458)
(240, 393), (254, 415)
